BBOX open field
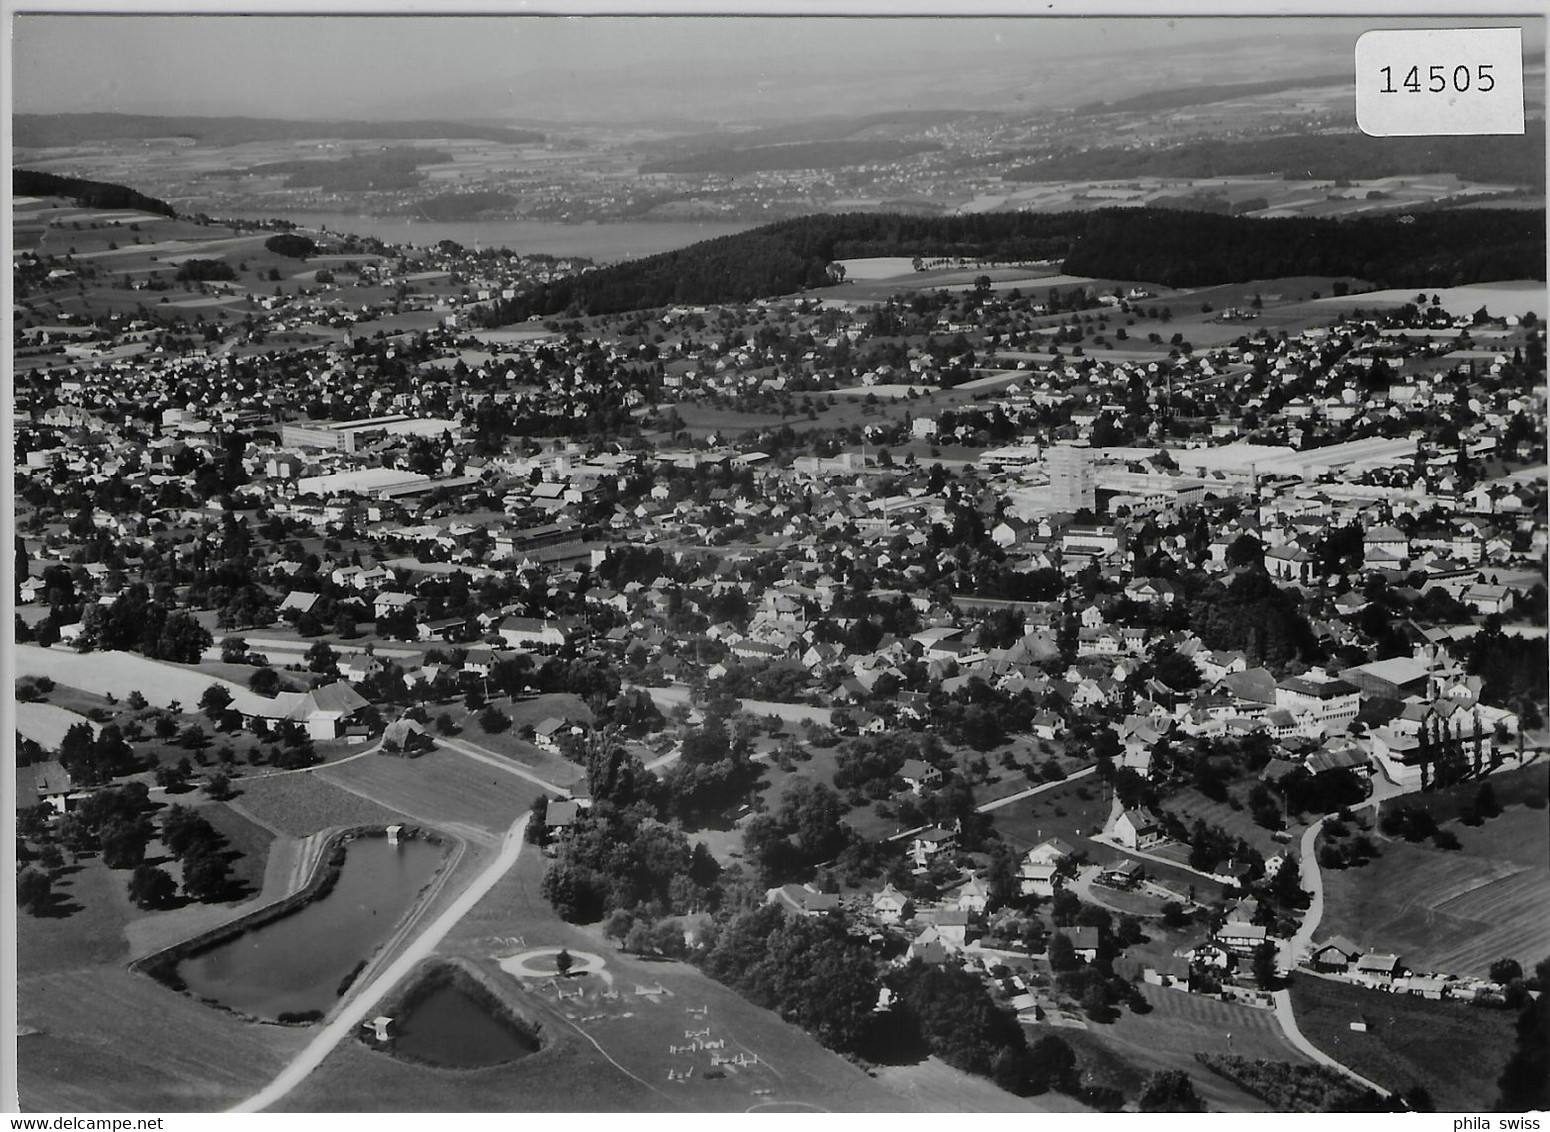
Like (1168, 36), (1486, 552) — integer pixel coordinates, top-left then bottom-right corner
(17, 966), (310, 1112)
(14, 644), (302, 719)
(17, 858), (134, 978)
(316, 747), (544, 840)
(1310, 279), (1546, 318)
(227, 770), (408, 838)
(1318, 802), (1550, 977)
(1059, 981), (1310, 1112)
(1287, 973), (1518, 1111)
(14, 701), (101, 749)
(871, 1055), (1091, 1112)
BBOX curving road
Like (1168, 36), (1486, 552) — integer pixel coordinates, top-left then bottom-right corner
(1270, 757), (1419, 1099)
(230, 814), (531, 1113)
(1271, 988), (1393, 1097)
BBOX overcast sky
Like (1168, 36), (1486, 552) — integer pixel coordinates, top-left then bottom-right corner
(12, 13), (1544, 123)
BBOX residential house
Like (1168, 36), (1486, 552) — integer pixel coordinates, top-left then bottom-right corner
(1112, 807), (1165, 851)
(497, 617), (568, 650)
(1099, 859), (1143, 889)
(871, 883), (913, 924)
(956, 876), (990, 914)
(1215, 921), (1268, 957)
(766, 884), (841, 918)
(1066, 926), (1101, 964)
(909, 826), (958, 869)
(899, 758), (943, 795)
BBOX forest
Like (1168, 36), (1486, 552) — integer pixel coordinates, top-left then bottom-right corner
(639, 139), (943, 175)
(13, 168), (176, 217)
(1005, 132), (1546, 190)
(12, 112), (542, 148)
(482, 206), (1544, 323)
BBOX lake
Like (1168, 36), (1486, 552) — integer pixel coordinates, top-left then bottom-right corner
(227, 213), (760, 263)
(176, 835), (443, 1021)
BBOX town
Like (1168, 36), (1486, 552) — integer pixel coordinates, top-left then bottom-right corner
(10, 15), (1550, 1120)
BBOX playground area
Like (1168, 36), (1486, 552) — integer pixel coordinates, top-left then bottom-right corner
(493, 944), (783, 1092)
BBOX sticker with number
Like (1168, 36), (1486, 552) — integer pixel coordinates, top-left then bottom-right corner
(1356, 27), (1524, 136)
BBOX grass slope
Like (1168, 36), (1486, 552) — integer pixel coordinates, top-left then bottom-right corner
(1288, 972), (1518, 1111)
(316, 747), (543, 837)
(1318, 802), (1550, 977)
(1059, 981), (1311, 1113)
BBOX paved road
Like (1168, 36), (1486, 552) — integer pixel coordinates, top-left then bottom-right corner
(977, 764), (1097, 813)
(1268, 756), (1420, 1100)
(230, 814), (531, 1113)
(1286, 756), (1411, 968)
(143, 740), (383, 800)
(1271, 989), (1392, 1097)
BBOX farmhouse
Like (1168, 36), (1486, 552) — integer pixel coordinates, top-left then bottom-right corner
(1215, 921), (1268, 956)
(1353, 952), (1404, 984)
(1310, 936), (1363, 973)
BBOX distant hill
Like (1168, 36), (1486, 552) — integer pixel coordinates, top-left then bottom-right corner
(1073, 73), (1351, 116)
(640, 139), (943, 175)
(13, 112), (543, 148)
(1005, 132), (1547, 189)
(479, 206), (1544, 324)
(12, 168), (176, 217)
(639, 110), (985, 157)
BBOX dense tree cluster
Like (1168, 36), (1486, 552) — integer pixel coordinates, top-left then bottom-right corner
(1062, 207), (1544, 290)
(742, 779), (854, 886)
(887, 960), (1039, 1093)
(699, 903), (882, 1053)
(1007, 133), (1545, 191)
(13, 168), (176, 217)
(174, 259), (236, 282)
(161, 804), (234, 902)
(56, 721), (137, 787)
(1495, 955), (1550, 1111)
(480, 207), (1542, 323)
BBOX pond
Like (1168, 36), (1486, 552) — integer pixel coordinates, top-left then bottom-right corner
(176, 835), (443, 1021)
(391, 980), (539, 1068)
